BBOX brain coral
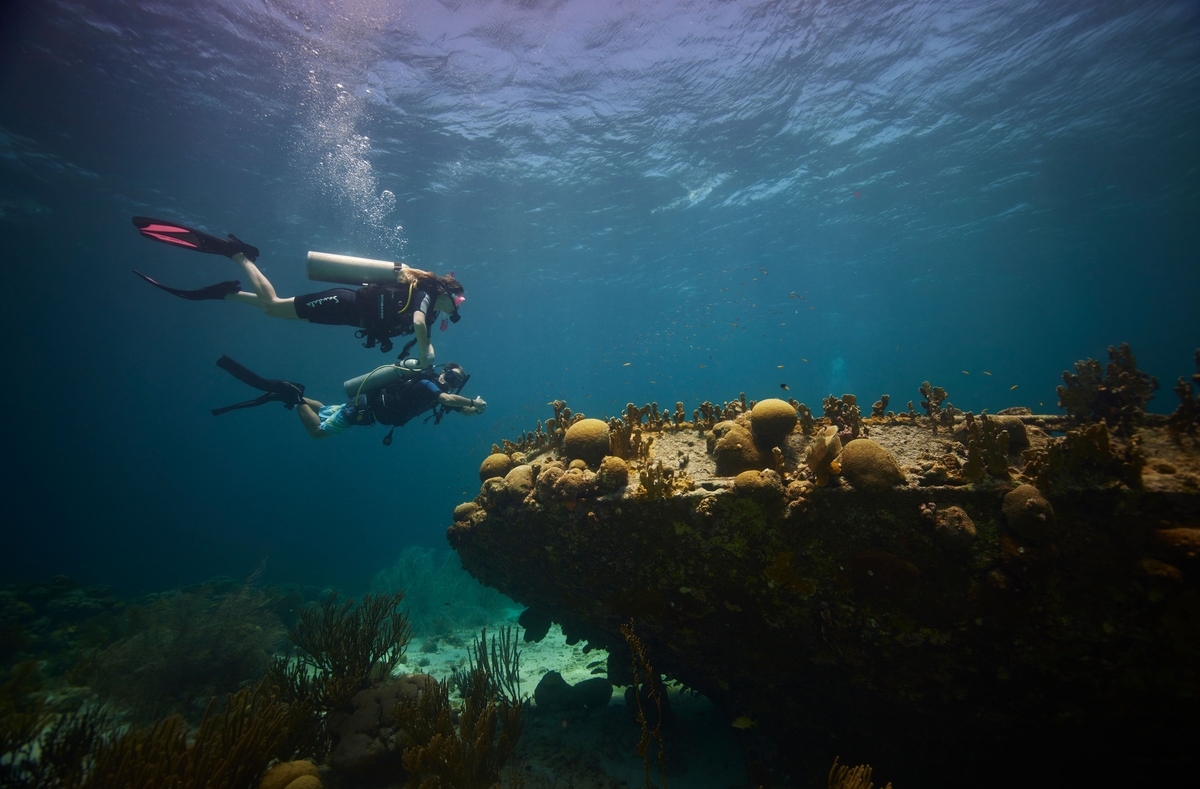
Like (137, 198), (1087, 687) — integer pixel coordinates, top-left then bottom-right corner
(479, 453), (513, 482)
(597, 455), (629, 493)
(283, 778), (322, 789)
(260, 761), (320, 789)
(750, 398), (798, 443)
(534, 464), (565, 502)
(989, 415), (1029, 450)
(503, 465), (535, 498)
(713, 423), (770, 476)
(838, 439), (905, 492)
(933, 505), (977, 548)
(732, 469), (785, 502)
(553, 467), (596, 503)
(564, 419), (611, 469)
(1002, 484), (1056, 540)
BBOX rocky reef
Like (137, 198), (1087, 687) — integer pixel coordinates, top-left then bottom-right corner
(448, 355), (1200, 786)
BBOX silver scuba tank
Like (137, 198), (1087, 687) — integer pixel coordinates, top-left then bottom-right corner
(343, 358), (427, 400)
(306, 251), (401, 285)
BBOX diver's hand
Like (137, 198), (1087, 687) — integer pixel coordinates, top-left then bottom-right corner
(472, 397), (487, 413)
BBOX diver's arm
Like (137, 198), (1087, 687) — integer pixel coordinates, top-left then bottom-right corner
(412, 311), (435, 368)
(438, 393), (485, 416)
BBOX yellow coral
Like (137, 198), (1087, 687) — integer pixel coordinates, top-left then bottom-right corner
(564, 418), (611, 469)
(554, 467), (596, 502)
(712, 423), (770, 476)
(503, 465), (535, 498)
(838, 439), (905, 492)
(597, 455), (630, 492)
(750, 398), (798, 443)
(479, 453), (513, 482)
(260, 761), (321, 789)
(1002, 484), (1056, 540)
(283, 778), (322, 789)
(732, 469), (785, 501)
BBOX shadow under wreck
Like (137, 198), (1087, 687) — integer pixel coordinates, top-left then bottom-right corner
(447, 346), (1200, 787)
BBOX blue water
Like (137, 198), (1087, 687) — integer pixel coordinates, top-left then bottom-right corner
(1, 0), (1197, 594)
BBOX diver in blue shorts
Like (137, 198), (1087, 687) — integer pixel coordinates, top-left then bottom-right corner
(211, 355), (485, 445)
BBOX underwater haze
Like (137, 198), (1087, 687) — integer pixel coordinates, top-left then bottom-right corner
(1, 0), (1197, 593)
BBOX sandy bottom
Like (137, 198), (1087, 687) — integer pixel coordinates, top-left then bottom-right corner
(400, 617), (747, 788)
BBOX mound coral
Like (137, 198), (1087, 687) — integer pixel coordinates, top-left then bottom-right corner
(478, 454), (513, 483)
(564, 419), (611, 469)
(749, 399), (797, 444)
(921, 504), (977, 548)
(1002, 484), (1056, 540)
(554, 467), (597, 504)
(502, 465), (534, 499)
(260, 760), (321, 789)
(732, 470), (785, 502)
(711, 422), (770, 476)
(837, 439), (904, 492)
(596, 456), (630, 493)
(533, 463), (566, 502)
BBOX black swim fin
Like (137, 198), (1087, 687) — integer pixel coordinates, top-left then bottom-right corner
(212, 355), (306, 416)
(132, 216), (260, 262)
(134, 270), (242, 301)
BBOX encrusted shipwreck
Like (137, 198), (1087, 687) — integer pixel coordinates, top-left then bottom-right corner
(448, 353), (1200, 785)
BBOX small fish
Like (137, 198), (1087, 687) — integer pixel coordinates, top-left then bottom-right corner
(962, 370), (970, 375)
(698, 364), (707, 368)
(983, 371), (992, 376)
(731, 716), (757, 730)
(780, 383), (789, 390)
(1010, 385), (1019, 390)
(801, 358), (808, 362)
(623, 362), (631, 367)
(777, 365), (784, 368)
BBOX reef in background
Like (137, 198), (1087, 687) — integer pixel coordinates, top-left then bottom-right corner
(448, 348), (1200, 787)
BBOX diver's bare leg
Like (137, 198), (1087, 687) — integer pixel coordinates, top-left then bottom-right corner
(298, 398), (329, 440)
(231, 253), (300, 319)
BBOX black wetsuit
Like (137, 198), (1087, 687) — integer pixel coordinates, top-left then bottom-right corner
(293, 283), (438, 350)
(361, 377), (446, 427)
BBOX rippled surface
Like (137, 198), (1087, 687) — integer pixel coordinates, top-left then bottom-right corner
(0, 0), (1197, 588)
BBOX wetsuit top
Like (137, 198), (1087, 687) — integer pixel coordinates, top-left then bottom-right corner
(367, 377), (445, 427)
(293, 284), (437, 348)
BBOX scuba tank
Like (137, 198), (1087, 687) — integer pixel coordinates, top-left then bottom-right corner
(343, 358), (426, 400)
(306, 251), (402, 285)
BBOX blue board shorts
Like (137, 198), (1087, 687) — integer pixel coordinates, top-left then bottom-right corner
(318, 404), (355, 434)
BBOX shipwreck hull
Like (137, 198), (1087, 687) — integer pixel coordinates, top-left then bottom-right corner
(448, 415), (1200, 785)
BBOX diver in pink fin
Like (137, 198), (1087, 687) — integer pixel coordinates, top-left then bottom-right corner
(131, 216), (465, 363)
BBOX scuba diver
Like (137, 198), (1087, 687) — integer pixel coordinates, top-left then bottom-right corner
(131, 217), (466, 363)
(211, 355), (486, 443)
